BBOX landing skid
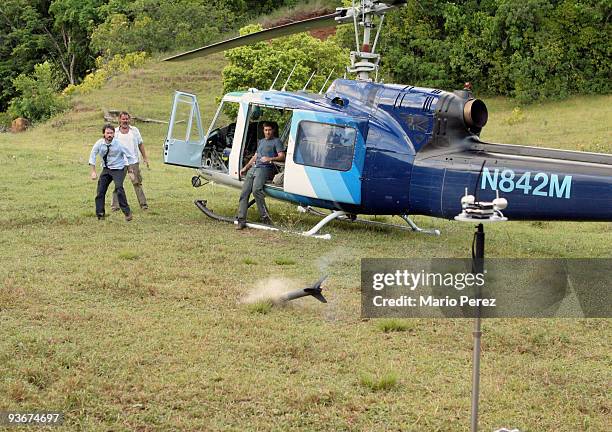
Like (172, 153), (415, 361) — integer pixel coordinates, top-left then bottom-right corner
(194, 200), (332, 240)
(298, 206), (441, 236)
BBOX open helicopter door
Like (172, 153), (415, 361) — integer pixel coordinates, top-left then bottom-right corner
(284, 110), (367, 205)
(163, 91), (205, 168)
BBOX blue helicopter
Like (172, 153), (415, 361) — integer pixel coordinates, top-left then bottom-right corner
(162, 0), (611, 238)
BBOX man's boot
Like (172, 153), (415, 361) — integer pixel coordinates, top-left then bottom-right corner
(236, 218), (247, 230)
(261, 215), (273, 226)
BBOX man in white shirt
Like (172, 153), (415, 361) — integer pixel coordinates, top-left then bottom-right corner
(111, 111), (150, 211)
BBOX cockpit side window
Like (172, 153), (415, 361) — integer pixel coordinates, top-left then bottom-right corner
(294, 121), (356, 171)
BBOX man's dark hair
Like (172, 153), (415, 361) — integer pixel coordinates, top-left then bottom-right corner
(119, 111), (130, 118)
(102, 123), (114, 134)
(262, 121), (276, 130)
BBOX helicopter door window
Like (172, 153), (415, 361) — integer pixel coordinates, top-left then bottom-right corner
(203, 101), (239, 171)
(294, 121), (356, 172)
(207, 102), (238, 148)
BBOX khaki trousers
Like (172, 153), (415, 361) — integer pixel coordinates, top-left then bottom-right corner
(112, 163), (147, 209)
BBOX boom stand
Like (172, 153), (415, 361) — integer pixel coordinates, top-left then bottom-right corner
(470, 223), (485, 432)
(455, 188), (508, 432)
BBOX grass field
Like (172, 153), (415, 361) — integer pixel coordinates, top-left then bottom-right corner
(0, 53), (610, 431)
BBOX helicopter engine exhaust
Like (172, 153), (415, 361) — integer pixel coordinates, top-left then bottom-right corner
(463, 98), (488, 129)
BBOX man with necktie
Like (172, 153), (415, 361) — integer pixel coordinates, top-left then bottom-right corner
(89, 124), (137, 221)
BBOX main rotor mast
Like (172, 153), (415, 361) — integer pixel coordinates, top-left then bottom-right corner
(337, 0), (395, 81)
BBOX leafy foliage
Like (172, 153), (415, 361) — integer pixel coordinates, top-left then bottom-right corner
(90, 0), (303, 57)
(0, 0), (106, 111)
(222, 24), (349, 96)
(0, 0), (52, 112)
(63, 52), (148, 95)
(8, 62), (68, 122)
(379, 0), (611, 102)
(0, 0), (302, 112)
(0, 0), (607, 116)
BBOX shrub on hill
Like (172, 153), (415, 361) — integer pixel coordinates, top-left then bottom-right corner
(7, 62), (68, 123)
(64, 52), (148, 95)
(222, 24), (349, 98)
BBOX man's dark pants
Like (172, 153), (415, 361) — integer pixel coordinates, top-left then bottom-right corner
(237, 166), (273, 221)
(95, 168), (131, 217)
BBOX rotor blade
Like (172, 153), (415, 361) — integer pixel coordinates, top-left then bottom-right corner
(164, 11), (342, 62)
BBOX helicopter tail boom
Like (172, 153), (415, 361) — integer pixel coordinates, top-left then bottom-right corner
(409, 142), (612, 222)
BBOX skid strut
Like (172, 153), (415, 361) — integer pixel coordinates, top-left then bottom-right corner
(297, 206), (441, 236)
(400, 215), (441, 236)
(194, 200), (331, 239)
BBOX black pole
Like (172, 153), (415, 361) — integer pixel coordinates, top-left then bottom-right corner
(471, 223), (484, 432)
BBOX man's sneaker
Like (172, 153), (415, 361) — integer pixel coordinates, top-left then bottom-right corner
(261, 216), (273, 226)
(125, 213), (133, 222)
(236, 219), (247, 230)
(141, 205), (148, 211)
(97, 214), (105, 220)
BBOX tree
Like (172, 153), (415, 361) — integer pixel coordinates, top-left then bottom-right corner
(376, 0), (611, 102)
(0, 0), (50, 111)
(0, 0), (106, 110)
(47, 0), (104, 85)
(89, 0), (315, 57)
(91, 0), (250, 57)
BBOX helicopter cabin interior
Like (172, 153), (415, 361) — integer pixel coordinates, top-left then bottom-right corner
(205, 101), (294, 187)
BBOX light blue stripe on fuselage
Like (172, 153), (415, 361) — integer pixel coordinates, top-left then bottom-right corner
(304, 166), (359, 203)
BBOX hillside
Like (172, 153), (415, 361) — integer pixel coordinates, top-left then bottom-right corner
(0, 53), (610, 431)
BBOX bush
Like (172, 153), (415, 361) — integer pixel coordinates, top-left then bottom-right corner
(0, 111), (12, 130)
(90, 1), (306, 57)
(91, 1), (244, 57)
(8, 62), (68, 122)
(64, 52), (148, 95)
(223, 24), (349, 97)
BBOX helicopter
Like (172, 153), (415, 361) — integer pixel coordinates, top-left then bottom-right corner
(161, 0), (612, 238)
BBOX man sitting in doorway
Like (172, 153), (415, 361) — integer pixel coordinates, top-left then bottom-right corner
(236, 122), (285, 229)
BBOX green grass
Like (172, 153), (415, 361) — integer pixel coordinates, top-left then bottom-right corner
(0, 50), (610, 431)
(359, 371), (399, 392)
(247, 300), (274, 315)
(118, 250), (140, 260)
(377, 318), (414, 333)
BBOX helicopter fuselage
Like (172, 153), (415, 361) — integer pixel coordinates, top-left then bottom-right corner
(163, 79), (612, 222)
